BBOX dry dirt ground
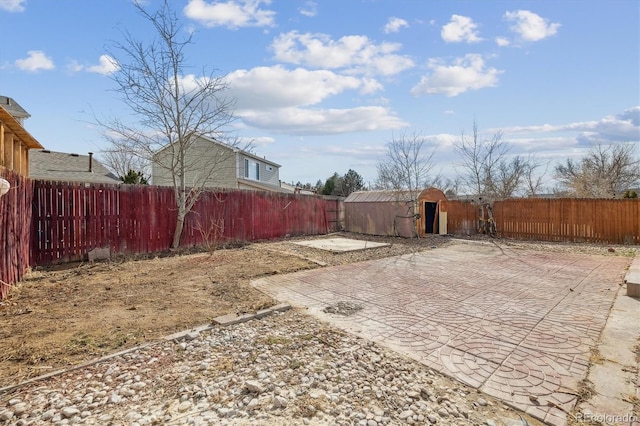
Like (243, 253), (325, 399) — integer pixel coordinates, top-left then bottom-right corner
(0, 233), (452, 389)
(0, 232), (636, 395)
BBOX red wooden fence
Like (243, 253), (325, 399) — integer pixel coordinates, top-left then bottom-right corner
(447, 198), (640, 245)
(0, 168), (33, 299)
(30, 181), (339, 265)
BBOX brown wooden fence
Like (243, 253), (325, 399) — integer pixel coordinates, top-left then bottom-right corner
(447, 198), (640, 245)
(30, 181), (340, 266)
(0, 168), (33, 299)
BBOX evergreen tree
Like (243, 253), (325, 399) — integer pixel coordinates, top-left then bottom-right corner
(120, 169), (149, 184)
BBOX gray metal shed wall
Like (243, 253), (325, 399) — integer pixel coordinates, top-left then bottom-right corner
(344, 201), (415, 238)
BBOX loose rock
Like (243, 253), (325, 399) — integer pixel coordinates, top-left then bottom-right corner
(0, 311), (530, 425)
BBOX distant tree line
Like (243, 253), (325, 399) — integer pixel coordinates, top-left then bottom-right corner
(372, 122), (639, 201)
(293, 169), (366, 197)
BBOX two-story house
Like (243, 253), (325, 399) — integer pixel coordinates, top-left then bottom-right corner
(152, 136), (283, 192)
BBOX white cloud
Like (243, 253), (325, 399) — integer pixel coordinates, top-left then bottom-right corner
(494, 107), (640, 147)
(359, 78), (384, 95)
(225, 65), (407, 134)
(322, 143), (386, 158)
(238, 106), (407, 135)
(242, 136), (275, 146)
(183, 0), (275, 29)
(384, 17), (409, 34)
(66, 60), (84, 73)
(299, 1), (317, 17)
(411, 54), (503, 97)
(86, 55), (119, 75)
(441, 15), (482, 43)
(495, 37), (510, 47)
(422, 133), (459, 149)
(504, 10), (560, 42)
(227, 65), (372, 109)
(506, 136), (580, 152)
(176, 74), (218, 96)
(443, 110), (455, 115)
(67, 55), (118, 75)
(0, 0), (25, 12)
(15, 50), (55, 72)
(271, 31), (414, 76)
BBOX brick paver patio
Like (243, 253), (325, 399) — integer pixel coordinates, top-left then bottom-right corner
(252, 241), (630, 425)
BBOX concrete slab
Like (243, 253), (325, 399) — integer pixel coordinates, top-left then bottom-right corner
(624, 256), (640, 297)
(212, 303), (291, 326)
(577, 268), (640, 424)
(293, 237), (390, 252)
(252, 242), (632, 426)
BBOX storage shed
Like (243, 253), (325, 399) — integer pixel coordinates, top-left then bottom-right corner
(416, 187), (448, 237)
(344, 188), (448, 238)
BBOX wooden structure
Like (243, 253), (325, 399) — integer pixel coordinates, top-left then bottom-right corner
(344, 190), (416, 237)
(30, 181), (341, 265)
(344, 188), (448, 238)
(0, 99), (44, 177)
(446, 198), (640, 245)
(0, 168), (34, 299)
(416, 187), (448, 237)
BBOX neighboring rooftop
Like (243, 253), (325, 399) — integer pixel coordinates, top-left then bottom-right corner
(29, 150), (120, 184)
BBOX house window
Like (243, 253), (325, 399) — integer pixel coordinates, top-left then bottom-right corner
(244, 158), (260, 180)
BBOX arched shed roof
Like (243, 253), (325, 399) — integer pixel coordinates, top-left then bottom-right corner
(344, 190), (414, 203)
(418, 187), (447, 202)
(345, 188), (447, 203)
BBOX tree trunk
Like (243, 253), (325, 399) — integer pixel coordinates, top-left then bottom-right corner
(172, 211), (186, 249)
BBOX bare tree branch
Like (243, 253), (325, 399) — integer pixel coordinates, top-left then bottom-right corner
(375, 131), (437, 201)
(96, 0), (240, 248)
(554, 142), (640, 198)
(454, 121), (542, 199)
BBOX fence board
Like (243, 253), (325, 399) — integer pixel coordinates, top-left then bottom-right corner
(448, 198), (640, 245)
(29, 181), (338, 266)
(0, 168), (33, 298)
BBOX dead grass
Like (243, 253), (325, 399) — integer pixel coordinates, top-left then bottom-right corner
(0, 246), (314, 388)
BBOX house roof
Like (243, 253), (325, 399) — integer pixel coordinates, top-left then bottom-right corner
(0, 96), (30, 120)
(237, 177), (288, 192)
(0, 105), (43, 150)
(29, 150), (120, 184)
(239, 147), (281, 168)
(155, 135), (281, 168)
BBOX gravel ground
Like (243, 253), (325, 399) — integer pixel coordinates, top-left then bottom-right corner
(263, 232), (638, 267)
(1, 232), (635, 426)
(0, 310), (537, 426)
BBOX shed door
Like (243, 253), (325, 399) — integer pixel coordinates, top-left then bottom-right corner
(424, 202), (437, 234)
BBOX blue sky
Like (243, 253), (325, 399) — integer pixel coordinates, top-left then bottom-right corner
(1, 0), (638, 189)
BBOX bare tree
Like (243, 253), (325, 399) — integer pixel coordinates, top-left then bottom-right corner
(375, 131), (437, 201)
(455, 121), (542, 199)
(489, 156), (526, 198)
(432, 175), (461, 199)
(522, 154), (548, 197)
(554, 143), (640, 198)
(455, 121), (509, 198)
(98, 0), (238, 248)
(374, 131), (437, 238)
(99, 148), (150, 181)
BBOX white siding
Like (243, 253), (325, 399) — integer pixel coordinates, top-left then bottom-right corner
(152, 138), (237, 189)
(152, 137), (281, 190)
(239, 155), (280, 187)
